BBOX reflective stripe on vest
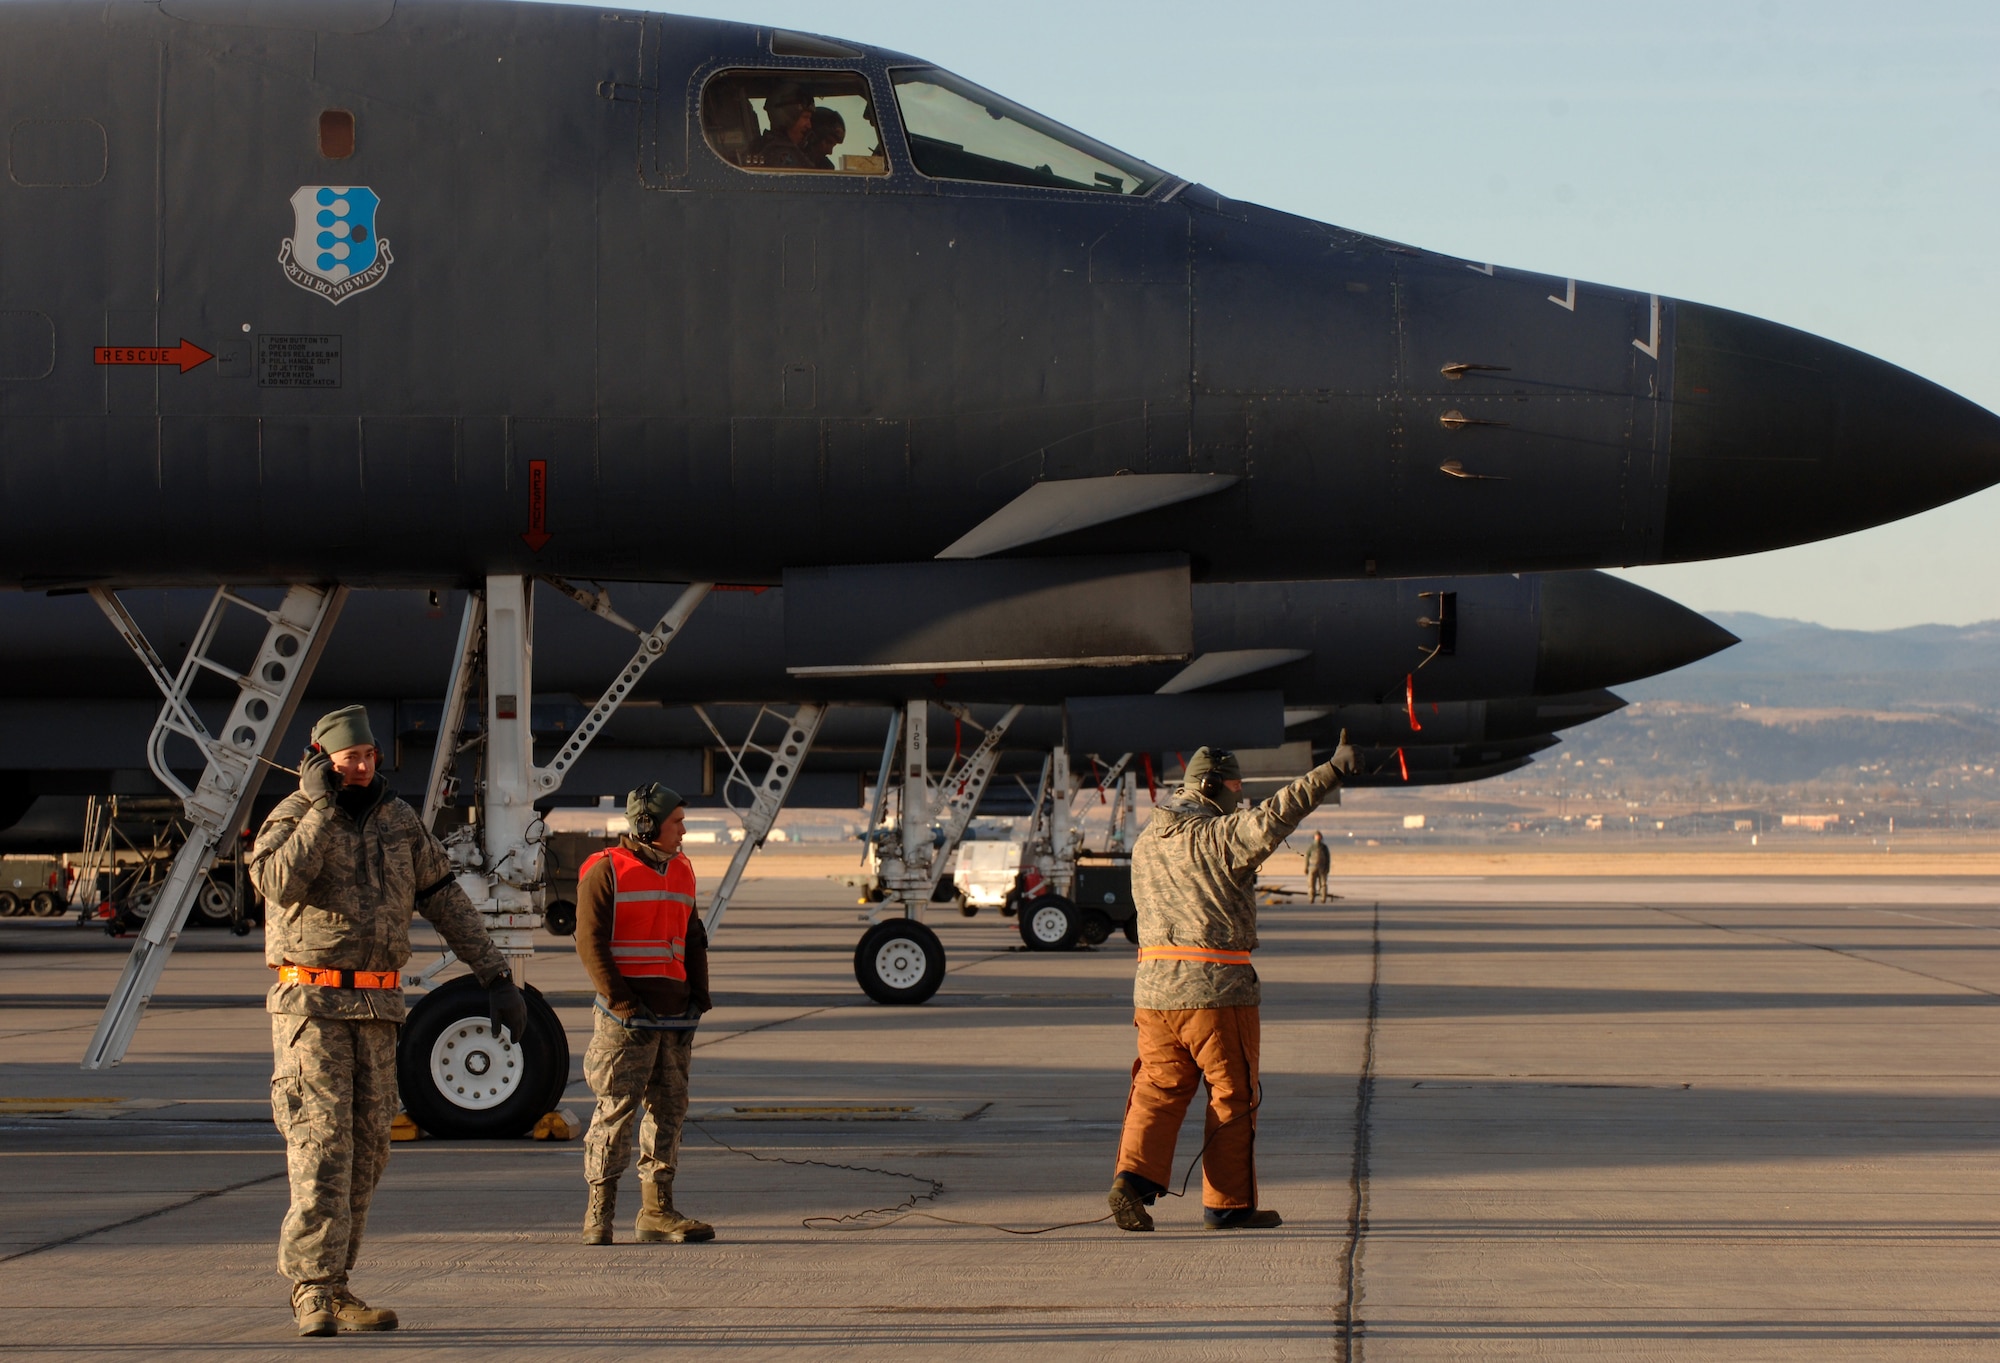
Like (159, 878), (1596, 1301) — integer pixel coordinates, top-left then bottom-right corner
(612, 888), (696, 905)
(580, 845), (696, 981)
(1136, 945), (1253, 966)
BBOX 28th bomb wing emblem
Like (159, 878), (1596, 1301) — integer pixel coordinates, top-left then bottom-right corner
(279, 186), (393, 304)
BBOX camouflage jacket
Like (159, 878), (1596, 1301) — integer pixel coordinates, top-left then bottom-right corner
(250, 780), (508, 1022)
(1304, 840), (1331, 874)
(1130, 763), (1344, 1010)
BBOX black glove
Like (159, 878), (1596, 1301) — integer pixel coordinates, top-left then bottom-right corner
(1328, 729), (1360, 776)
(487, 975), (528, 1043)
(300, 748), (339, 808)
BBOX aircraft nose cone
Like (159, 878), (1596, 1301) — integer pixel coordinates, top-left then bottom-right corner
(1536, 573), (1736, 693)
(1663, 303), (2000, 560)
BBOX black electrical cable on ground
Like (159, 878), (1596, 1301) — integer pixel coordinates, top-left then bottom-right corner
(692, 1069), (1260, 1236)
(688, 1121), (948, 1226)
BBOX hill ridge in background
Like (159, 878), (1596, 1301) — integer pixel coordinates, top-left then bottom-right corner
(1546, 611), (2000, 807)
(1616, 611), (2000, 708)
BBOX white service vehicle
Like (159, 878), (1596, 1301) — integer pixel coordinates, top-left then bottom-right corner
(953, 840), (1024, 910)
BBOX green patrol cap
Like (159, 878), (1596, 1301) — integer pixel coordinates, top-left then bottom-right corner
(1181, 746), (1242, 785)
(627, 782), (686, 823)
(310, 704), (376, 754)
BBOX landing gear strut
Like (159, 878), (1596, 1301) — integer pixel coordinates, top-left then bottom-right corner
(1015, 750), (1139, 952)
(397, 576), (708, 1137)
(851, 701), (1021, 1004)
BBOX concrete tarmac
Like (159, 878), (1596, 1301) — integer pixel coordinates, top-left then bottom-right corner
(3, 871), (1999, 1359)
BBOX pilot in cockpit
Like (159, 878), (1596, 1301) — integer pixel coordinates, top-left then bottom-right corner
(750, 85), (815, 169)
(803, 107), (847, 169)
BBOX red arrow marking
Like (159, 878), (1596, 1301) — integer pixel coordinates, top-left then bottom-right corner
(521, 459), (551, 551)
(93, 339), (214, 373)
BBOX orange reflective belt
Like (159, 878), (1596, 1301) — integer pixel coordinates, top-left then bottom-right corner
(1136, 946), (1253, 966)
(275, 964), (401, 989)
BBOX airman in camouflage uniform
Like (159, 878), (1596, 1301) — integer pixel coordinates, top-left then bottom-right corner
(250, 705), (524, 1336)
(1109, 741), (1355, 1232)
(1304, 830), (1332, 902)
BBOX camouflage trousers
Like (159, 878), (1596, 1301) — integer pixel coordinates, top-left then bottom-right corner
(1309, 870), (1330, 902)
(582, 1009), (692, 1188)
(270, 1015), (399, 1286)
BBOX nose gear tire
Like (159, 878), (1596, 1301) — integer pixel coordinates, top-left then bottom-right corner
(854, 918), (946, 1005)
(1019, 895), (1079, 951)
(544, 898), (577, 936)
(396, 976), (570, 1138)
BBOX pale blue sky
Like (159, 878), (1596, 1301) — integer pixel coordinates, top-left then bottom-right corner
(572, 1), (2000, 630)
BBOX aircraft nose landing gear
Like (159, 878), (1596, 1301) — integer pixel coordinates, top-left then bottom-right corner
(396, 576), (704, 1136)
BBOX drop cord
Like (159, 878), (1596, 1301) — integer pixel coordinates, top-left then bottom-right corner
(688, 1075), (1258, 1236)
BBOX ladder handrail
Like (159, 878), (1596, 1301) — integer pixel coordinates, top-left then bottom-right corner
(83, 584), (347, 1070)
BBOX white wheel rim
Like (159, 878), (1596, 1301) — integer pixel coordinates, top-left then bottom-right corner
(1029, 905), (1069, 943)
(128, 886), (158, 919)
(873, 936), (928, 990)
(429, 1019), (521, 1111)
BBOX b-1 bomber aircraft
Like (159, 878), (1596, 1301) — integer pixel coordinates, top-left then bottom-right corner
(1, 3), (1986, 1105)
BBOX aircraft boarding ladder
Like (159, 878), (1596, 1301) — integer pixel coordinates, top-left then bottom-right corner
(83, 584), (346, 1069)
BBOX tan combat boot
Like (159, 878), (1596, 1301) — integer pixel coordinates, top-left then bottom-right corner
(326, 1287), (399, 1331)
(634, 1177), (715, 1243)
(582, 1180), (617, 1245)
(293, 1283), (336, 1338)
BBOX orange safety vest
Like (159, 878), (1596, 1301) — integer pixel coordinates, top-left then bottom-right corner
(580, 846), (696, 980)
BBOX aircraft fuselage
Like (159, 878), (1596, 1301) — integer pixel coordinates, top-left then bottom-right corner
(2, 1), (1994, 589)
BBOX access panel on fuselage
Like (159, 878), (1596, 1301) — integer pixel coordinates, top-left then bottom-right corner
(1391, 259), (1668, 571)
(0, 7), (160, 421)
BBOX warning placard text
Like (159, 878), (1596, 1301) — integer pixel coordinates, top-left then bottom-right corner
(257, 334), (342, 388)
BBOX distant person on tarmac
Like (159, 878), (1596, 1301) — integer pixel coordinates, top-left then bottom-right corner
(575, 783), (715, 1246)
(1304, 830), (1331, 902)
(1108, 740), (1357, 1231)
(250, 705), (524, 1337)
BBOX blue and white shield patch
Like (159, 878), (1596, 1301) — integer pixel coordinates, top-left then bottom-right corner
(280, 186), (394, 304)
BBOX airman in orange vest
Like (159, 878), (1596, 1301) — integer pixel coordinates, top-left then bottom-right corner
(575, 783), (714, 1245)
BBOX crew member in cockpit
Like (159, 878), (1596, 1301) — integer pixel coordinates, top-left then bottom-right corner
(803, 107), (847, 169)
(749, 85), (815, 169)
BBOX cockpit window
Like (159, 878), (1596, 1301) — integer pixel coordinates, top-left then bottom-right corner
(700, 70), (888, 176)
(770, 31), (861, 59)
(889, 67), (1166, 196)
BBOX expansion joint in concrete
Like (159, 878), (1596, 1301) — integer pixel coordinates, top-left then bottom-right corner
(1337, 900), (1380, 1362)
